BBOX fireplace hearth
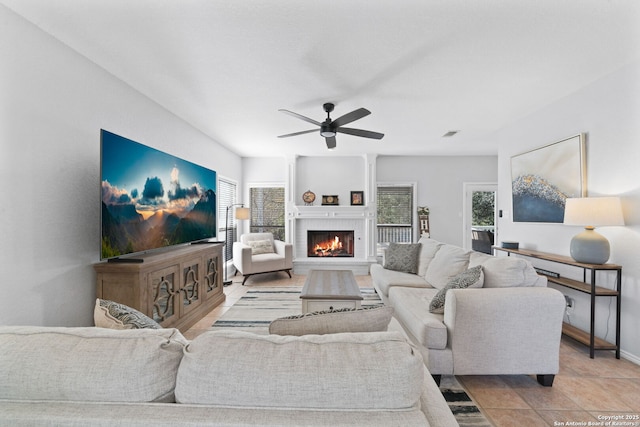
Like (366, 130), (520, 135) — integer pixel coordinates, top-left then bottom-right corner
(307, 230), (355, 257)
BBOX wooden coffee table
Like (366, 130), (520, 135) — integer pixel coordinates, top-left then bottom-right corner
(300, 270), (363, 314)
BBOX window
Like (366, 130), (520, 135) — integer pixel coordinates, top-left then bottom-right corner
(249, 187), (285, 241)
(218, 177), (237, 262)
(377, 185), (414, 247)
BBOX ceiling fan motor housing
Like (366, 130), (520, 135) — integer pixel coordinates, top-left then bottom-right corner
(320, 122), (336, 137)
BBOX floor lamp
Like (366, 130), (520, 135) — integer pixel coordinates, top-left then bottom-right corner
(224, 204), (250, 285)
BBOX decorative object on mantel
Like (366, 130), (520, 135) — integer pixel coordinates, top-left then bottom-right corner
(322, 195), (339, 206)
(350, 191), (364, 206)
(302, 190), (316, 205)
(418, 206), (430, 237)
(563, 196), (624, 264)
(511, 133), (586, 223)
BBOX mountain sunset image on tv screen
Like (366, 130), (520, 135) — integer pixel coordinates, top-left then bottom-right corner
(100, 130), (217, 260)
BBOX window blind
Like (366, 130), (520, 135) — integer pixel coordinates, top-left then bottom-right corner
(250, 187), (285, 241)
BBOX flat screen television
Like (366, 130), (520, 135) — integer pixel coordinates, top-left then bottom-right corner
(100, 129), (217, 260)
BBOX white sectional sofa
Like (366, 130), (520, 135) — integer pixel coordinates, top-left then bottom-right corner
(0, 325), (458, 427)
(371, 237), (566, 386)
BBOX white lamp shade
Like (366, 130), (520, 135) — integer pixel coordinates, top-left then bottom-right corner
(234, 207), (250, 220)
(563, 197), (624, 227)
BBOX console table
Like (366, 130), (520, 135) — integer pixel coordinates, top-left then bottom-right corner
(493, 246), (621, 359)
(94, 243), (225, 332)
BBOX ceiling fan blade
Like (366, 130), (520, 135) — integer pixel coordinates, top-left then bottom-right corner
(277, 129), (318, 138)
(278, 109), (322, 126)
(335, 127), (384, 140)
(331, 108), (371, 127)
(325, 136), (337, 149)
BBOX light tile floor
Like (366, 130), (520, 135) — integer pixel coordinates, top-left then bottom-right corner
(186, 273), (640, 427)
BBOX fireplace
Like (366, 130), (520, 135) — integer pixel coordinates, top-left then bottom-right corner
(307, 230), (355, 257)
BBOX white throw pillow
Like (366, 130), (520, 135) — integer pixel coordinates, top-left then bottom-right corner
(248, 239), (274, 255)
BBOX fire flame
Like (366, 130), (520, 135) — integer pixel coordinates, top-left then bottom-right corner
(314, 236), (343, 256)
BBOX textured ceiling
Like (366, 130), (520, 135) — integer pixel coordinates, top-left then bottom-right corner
(3, 0), (640, 157)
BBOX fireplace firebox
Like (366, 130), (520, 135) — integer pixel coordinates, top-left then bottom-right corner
(307, 230), (355, 257)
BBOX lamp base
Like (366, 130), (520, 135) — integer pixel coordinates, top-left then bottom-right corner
(569, 227), (610, 264)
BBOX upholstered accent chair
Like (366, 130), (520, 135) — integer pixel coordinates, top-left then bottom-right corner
(233, 232), (293, 285)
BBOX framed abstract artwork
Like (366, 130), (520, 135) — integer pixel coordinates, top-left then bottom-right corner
(511, 134), (586, 223)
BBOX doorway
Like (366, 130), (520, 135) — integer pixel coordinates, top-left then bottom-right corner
(462, 183), (497, 252)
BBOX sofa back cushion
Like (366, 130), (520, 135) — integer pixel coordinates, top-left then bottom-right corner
(424, 244), (471, 290)
(417, 237), (443, 277)
(175, 330), (424, 410)
(469, 254), (546, 288)
(0, 326), (187, 403)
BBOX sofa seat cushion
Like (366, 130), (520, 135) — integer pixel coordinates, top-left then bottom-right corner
(370, 263), (431, 298)
(176, 330), (424, 410)
(424, 244), (471, 290)
(0, 326), (187, 403)
(388, 287), (448, 350)
(469, 252), (546, 288)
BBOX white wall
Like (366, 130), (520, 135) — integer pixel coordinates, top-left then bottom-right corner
(377, 156), (498, 246)
(0, 7), (242, 326)
(495, 60), (640, 362)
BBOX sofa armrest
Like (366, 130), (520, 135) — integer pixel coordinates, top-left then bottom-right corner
(443, 287), (565, 375)
(232, 242), (254, 274)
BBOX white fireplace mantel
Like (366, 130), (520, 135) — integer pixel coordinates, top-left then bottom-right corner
(285, 155), (378, 275)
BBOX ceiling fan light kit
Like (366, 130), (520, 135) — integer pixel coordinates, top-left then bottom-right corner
(278, 102), (384, 149)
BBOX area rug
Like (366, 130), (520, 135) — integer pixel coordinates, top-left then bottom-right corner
(211, 287), (384, 333)
(211, 286), (492, 426)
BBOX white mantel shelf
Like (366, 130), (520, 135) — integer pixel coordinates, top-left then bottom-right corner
(291, 205), (370, 219)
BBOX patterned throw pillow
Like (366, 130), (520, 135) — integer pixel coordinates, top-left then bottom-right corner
(94, 298), (162, 329)
(269, 305), (394, 336)
(428, 265), (484, 314)
(248, 239), (274, 255)
(383, 242), (421, 274)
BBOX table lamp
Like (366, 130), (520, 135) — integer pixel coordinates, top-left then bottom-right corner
(563, 197), (624, 264)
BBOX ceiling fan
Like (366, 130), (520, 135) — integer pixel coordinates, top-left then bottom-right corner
(277, 103), (384, 149)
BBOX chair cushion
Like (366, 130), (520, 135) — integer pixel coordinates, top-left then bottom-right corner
(269, 305), (394, 336)
(429, 265), (484, 314)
